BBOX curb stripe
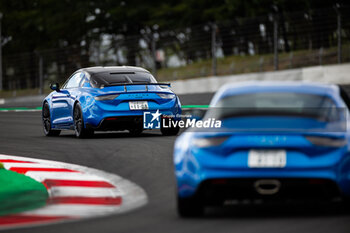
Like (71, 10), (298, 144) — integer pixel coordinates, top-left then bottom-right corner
(9, 167), (78, 174)
(0, 154), (147, 230)
(4, 163), (56, 169)
(25, 172), (107, 182)
(43, 179), (115, 188)
(0, 215), (70, 225)
(0, 159), (34, 163)
(49, 197), (122, 205)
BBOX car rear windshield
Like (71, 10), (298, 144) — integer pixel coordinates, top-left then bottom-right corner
(209, 92), (340, 121)
(91, 71), (157, 88)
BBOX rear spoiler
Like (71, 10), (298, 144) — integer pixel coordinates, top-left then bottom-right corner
(100, 82), (171, 92)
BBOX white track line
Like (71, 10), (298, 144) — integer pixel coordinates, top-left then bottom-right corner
(48, 186), (119, 197)
(0, 109), (41, 112)
(21, 204), (121, 217)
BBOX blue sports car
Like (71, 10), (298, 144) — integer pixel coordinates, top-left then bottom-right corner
(42, 66), (181, 138)
(174, 81), (350, 217)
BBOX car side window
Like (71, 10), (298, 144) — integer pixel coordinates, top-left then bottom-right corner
(338, 85), (350, 110)
(64, 72), (82, 89)
(80, 73), (90, 87)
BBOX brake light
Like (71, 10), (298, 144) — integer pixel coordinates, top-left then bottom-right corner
(306, 136), (347, 147)
(192, 136), (229, 148)
(94, 94), (120, 101)
(105, 117), (118, 121)
(157, 93), (175, 99)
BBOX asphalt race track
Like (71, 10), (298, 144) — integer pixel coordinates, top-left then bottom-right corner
(1, 93), (350, 233)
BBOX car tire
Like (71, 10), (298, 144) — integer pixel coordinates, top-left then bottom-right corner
(42, 102), (61, 136)
(177, 195), (203, 218)
(343, 196), (350, 208)
(161, 118), (180, 136)
(74, 103), (94, 138)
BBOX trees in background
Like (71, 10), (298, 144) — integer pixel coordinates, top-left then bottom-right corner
(0, 0), (349, 88)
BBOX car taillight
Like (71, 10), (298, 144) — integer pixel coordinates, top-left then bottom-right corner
(94, 94), (120, 101)
(157, 93), (175, 99)
(105, 117), (118, 121)
(192, 136), (229, 148)
(306, 136), (347, 147)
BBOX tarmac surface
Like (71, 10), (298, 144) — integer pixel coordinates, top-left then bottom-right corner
(1, 92), (350, 233)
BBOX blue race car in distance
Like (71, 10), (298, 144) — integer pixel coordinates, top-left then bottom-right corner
(174, 81), (350, 217)
(42, 66), (181, 138)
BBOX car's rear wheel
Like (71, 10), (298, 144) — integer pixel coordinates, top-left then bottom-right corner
(74, 103), (94, 138)
(42, 102), (61, 136)
(343, 196), (350, 208)
(177, 195), (203, 218)
(161, 118), (180, 136)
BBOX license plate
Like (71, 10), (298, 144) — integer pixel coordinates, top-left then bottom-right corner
(248, 150), (286, 168)
(129, 101), (148, 110)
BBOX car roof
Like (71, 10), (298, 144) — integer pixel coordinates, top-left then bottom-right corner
(79, 66), (150, 75)
(210, 81), (341, 106)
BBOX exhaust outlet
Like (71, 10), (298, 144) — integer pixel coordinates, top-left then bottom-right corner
(254, 179), (281, 195)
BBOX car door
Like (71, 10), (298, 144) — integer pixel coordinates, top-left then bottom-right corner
(51, 72), (83, 127)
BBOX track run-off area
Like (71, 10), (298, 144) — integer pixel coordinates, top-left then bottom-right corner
(1, 93), (350, 233)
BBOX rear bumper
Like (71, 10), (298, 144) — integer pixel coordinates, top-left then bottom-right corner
(194, 178), (341, 205)
(175, 150), (350, 200)
(83, 98), (181, 129)
(86, 116), (143, 131)
(86, 114), (180, 131)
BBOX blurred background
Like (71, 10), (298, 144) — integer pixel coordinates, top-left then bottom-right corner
(0, 0), (349, 97)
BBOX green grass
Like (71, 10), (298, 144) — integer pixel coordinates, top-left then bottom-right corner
(182, 105), (209, 109)
(0, 107), (42, 111)
(157, 45), (350, 81)
(0, 168), (49, 216)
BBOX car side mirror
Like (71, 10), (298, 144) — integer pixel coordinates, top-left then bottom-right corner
(50, 83), (60, 92)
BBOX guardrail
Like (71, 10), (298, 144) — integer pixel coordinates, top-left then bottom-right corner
(171, 63), (350, 95)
